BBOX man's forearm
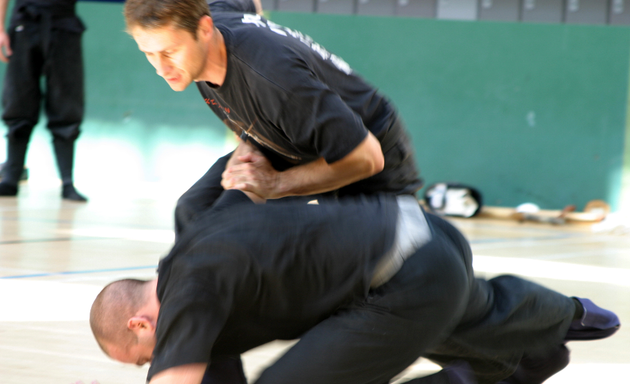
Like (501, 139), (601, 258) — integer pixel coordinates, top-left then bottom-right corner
(276, 132), (384, 197)
(276, 158), (371, 197)
(222, 132), (384, 199)
(0, 0), (9, 31)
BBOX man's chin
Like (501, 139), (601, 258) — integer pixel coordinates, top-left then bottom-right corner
(166, 79), (189, 92)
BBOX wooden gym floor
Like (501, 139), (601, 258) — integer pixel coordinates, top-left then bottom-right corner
(1, 179), (629, 384)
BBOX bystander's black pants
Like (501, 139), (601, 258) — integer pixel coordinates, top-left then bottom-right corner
(1, 5), (84, 186)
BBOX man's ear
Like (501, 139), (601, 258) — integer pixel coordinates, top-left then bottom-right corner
(127, 316), (155, 335)
(197, 15), (214, 39)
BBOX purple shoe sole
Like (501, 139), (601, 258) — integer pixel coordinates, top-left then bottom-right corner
(565, 297), (620, 341)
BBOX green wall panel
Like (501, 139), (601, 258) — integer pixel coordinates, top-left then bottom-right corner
(2, 2), (627, 210)
(269, 13), (630, 210)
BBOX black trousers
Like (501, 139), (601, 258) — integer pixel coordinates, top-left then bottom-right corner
(1, 13), (84, 185)
(199, 210), (574, 384)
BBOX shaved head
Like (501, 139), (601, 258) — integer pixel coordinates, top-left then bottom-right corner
(90, 279), (151, 355)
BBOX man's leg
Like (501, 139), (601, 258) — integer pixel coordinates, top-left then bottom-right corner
(45, 28), (87, 201)
(498, 296), (620, 384)
(0, 22), (42, 195)
(201, 356), (247, 384)
(253, 220), (473, 384)
(423, 213), (618, 384)
(425, 275), (575, 384)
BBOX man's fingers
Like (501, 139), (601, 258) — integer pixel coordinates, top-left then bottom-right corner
(237, 152), (266, 164)
(222, 171), (258, 189)
(225, 162), (259, 174)
(223, 178), (254, 193)
(0, 37), (12, 63)
(237, 154), (254, 163)
(233, 183), (251, 191)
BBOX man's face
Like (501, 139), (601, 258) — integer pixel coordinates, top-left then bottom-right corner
(131, 23), (209, 92)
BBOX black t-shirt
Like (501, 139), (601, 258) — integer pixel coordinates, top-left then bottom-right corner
(197, 12), (397, 169)
(147, 191), (399, 380)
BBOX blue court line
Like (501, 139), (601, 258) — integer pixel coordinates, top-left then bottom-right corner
(0, 265), (158, 279)
(0, 236), (109, 245)
(1, 215), (170, 231)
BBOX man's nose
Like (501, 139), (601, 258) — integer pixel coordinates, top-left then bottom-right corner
(154, 56), (172, 77)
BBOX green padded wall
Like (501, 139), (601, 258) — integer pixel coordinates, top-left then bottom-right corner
(2, 2), (628, 210)
(268, 12), (630, 211)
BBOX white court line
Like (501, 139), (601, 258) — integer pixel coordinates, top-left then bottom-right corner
(59, 272), (158, 284)
(4, 254), (628, 324)
(398, 361), (630, 383)
(0, 344), (110, 364)
(62, 227), (630, 287)
(470, 237), (624, 252)
(0, 280), (102, 322)
(544, 363), (630, 383)
(473, 255), (630, 286)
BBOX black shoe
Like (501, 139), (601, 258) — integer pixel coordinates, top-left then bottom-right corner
(0, 182), (18, 196)
(0, 163), (28, 181)
(565, 297), (620, 341)
(499, 344), (570, 384)
(62, 184), (88, 202)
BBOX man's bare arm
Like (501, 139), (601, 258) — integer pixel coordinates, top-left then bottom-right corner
(221, 132), (384, 199)
(0, 0), (12, 62)
(253, 0), (263, 14)
(149, 363), (207, 384)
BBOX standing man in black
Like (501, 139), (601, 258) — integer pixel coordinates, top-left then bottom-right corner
(0, 0), (87, 201)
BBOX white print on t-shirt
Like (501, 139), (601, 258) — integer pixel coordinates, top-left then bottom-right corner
(241, 14), (352, 75)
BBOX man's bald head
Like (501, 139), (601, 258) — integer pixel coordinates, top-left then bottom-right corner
(90, 279), (152, 356)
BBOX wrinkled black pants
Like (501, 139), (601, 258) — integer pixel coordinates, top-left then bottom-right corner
(199, 209), (574, 384)
(1, 11), (83, 185)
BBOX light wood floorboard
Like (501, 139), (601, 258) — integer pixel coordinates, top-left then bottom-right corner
(1, 183), (628, 384)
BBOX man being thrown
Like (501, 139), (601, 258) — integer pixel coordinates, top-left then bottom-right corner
(90, 186), (620, 384)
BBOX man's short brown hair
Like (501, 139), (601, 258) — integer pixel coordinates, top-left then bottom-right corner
(124, 0), (211, 38)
